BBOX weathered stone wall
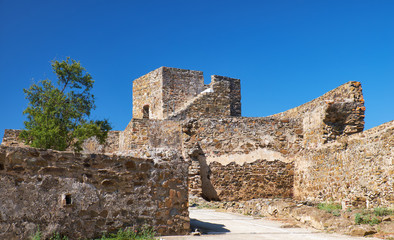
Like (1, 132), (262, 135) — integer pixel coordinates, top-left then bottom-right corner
(272, 81), (365, 148)
(0, 145), (189, 239)
(169, 75), (241, 120)
(1, 130), (121, 154)
(162, 67), (205, 118)
(294, 120), (394, 208)
(183, 117), (303, 162)
(209, 159), (294, 201)
(1, 129), (28, 148)
(119, 119), (182, 154)
(81, 131), (120, 154)
(132, 67), (163, 119)
(182, 117), (302, 200)
(211, 75), (241, 117)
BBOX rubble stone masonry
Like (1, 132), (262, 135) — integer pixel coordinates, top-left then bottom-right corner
(0, 146), (189, 239)
(182, 117), (302, 200)
(295, 120), (394, 208)
(272, 81), (365, 147)
(209, 159), (294, 201)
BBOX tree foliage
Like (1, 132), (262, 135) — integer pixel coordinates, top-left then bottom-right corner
(20, 57), (111, 152)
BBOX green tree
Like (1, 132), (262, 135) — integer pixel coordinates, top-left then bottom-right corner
(20, 57), (111, 152)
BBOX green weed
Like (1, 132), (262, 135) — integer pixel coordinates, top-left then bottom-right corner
(97, 226), (156, 240)
(373, 207), (393, 216)
(31, 227), (41, 240)
(31, 226), (156, 240)
(50, 232), (69, 240)
(317, 202), (342, 214)
(355, 213), (381, 225)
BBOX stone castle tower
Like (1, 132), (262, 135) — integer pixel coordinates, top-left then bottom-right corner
(132, 67), (241, 120)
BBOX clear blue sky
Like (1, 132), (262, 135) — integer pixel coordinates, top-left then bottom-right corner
(1, 0), (393, 142)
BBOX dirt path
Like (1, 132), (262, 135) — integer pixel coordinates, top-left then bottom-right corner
(162, 208), (381, 240)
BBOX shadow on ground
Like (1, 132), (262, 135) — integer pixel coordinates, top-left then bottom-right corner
(190, 218), (230, 234)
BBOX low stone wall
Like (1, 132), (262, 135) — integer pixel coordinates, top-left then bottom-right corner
(0, 146), (189, 239)
(1, 129), (121, 154)
(295, 120), (394, 208)
(209, 159), (294, 201)
(81, 131), (121, 154)
(1, 129), (28, 147)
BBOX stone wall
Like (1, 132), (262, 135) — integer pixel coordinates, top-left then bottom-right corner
(212, 75), (241, 117)
(2, 130), (121, 154)
(0, 145), (189, 239)
(1, 129), (28, 148)
(209, 159), (294, 201)
(132, 67), (164, 119)
(169, 75), (241, 120)
(182, 117), (302, 200)
(183, 117), (303, 162)
(81, 131), (120, 154)
(119, 119), (182, 154)
(162, 67), (205, 118)
(294, 120), (394, 208)
(272, 81), (365, 148)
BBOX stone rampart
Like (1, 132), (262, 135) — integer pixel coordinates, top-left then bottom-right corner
(182, 117), (302, 200)
(294, 120), (394, 208)
(272, 81), (365, 148)
(183, 117), (303, 162)
(0, 145), (189, 239)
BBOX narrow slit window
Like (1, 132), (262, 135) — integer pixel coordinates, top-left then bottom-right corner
(65, 194), (72, 205)
(143, 105), (150, 119)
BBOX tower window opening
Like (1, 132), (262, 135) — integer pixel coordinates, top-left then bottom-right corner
(65, 194), (72, 205)
(143, 105), (150, 119)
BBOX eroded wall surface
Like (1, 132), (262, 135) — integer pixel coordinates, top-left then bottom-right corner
(295, 121), (394, 208)
(210, 159), (294, 201)
(182, 117), (302, 200)
(0, 146), (189, 239)
(272, 81), (365, 148)
(183, 117), (303, 163)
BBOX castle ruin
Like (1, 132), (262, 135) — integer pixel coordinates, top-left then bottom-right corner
(1, 67), (393, 239)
